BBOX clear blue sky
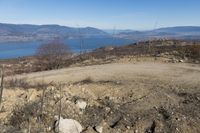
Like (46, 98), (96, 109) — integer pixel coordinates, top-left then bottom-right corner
(0, 0), (199, 30)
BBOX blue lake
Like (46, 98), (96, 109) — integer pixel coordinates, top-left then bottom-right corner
(0, 37), (134, 59)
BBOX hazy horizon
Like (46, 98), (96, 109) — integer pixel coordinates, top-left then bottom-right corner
(0, 0), (200, 30)
(1, 22), (200, 31)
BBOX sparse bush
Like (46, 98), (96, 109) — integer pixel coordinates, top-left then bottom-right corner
(73, 77), (93, 85)
(10, 101), (40, 128)
(8, 83), (65, 132)
(5, 78), (30, 89)
(35, 40), (71, 70)
(5, 78), (52, 90)
(9, 100), (53, 132)
(187, 45), (200, 60)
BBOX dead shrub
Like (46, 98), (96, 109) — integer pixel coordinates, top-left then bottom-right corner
(5, 78), (52, 90)
(73, 77), (122, 86)
(73, 77), (94, 85)
(5, 78), (30, 89)
(9, 101), (41, 128)
(9, 100), (55, 132)
(8, 83), (65, 132)
(35, 40), (71, 70)
(187, 45), (200, 60)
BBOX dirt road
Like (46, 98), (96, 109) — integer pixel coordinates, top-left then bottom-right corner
(15, 62), (200, 85)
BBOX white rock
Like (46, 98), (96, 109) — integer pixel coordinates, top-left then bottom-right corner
(81, 88), (85, 92)
(55, 117), (83, 133)
(179, 60), (184, 63)
(75, 100), (87, 110)
(95, 126), (103, 133)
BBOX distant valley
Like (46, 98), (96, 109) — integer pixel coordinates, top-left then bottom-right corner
(0, 23), (109, 43)
(0, 23), (200, 43)
(115, 26), (200, 41)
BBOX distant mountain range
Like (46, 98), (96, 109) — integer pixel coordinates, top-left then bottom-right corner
(0, 23), (200, 43)
(0, 23), (108, 43)
(115, 26), (200, 41)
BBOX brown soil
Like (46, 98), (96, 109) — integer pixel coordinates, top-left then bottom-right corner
(1, 61), (200, 133)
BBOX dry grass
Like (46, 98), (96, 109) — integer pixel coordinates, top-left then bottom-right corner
(187, 45), (200, 60)
(5, 78), (53, 90)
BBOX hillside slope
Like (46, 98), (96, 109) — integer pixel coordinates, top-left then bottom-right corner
(2, 62), (200, 132)
(0, 23), (108, 42)
(116, 26), (200, 41)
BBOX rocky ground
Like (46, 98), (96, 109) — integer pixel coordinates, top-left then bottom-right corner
(0, 61), (199, 133)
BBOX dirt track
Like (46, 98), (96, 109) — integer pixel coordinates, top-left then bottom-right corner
(3, 62), (200, 132)
(15, 62), (200, 85)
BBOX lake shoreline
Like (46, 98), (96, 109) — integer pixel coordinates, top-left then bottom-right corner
(0, 37), (134, 59)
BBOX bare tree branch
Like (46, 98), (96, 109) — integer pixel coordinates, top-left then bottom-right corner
(35, 40), (71, 70)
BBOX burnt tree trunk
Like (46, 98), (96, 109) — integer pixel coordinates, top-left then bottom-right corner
(0, 68), (4, 109)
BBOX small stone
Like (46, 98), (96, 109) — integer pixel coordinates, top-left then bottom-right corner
(116, 81), (121, 84)
(82, 88), (85, 92)
(179, 60), (184, 63)
(105, 107), (111, 112)
(94, 126), (103, 133)
(54, 94), (60, 100)
(75, 100), (87, 110)
(197, 97), (200, 100)
(48, 127), (51, 131)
